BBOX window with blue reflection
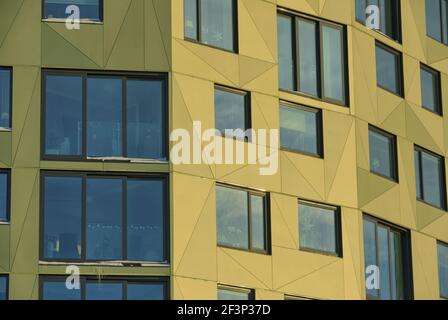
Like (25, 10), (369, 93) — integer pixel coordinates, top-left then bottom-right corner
(426, 0), (448, 44)
(184, 0), (236, 52)
(438, 242), (448, 298)
(0, 68), (11, 129)
(42, 280), (81, 300)
(86, 282), (123, 300)
(298, 19), (318, 96)
(43, 176), (82, 260)
(214, 87), (249, 136)
(277, 15), (295, 91)
(87, 78), (123, 157)
(218, 287), (252, 300)
(86, 178), (123, 260)
(0, 171), (9, 222)
(127, 283), (165, 300)
(127, 179), (165, 262)
(376, 44), (402, 96)
(44, 72), (167, 161)
(0, 276), (7, 300)
(280, 104), (321, 156)
(41, 278), (167, 300)
(45, 75), (83, 157)
(127, 79), (165, 160)
(322, 25), (344, 103)
(299, 202), (339, 255)
(43, 0), (102, 22)
(421, 65), (441, 114)
(369, 127), (397, 180)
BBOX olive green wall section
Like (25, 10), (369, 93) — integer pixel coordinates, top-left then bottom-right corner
(0, 0), (171, 299)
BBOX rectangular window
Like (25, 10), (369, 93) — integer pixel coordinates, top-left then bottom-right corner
(280, 103), (322, 157)
(298, 201), (341, 256)
(216, 184), (269, 253)
(41, 173), (169, 263)
(41, 277), (168, 300)
(184, 0), (237, 52)
(375, 42), (403, 96)
(217, 285), (254, 300)
(355, 0), (401, 41)
(43, 71), (167, 161)
(214, 86), (250, 138)
(369, 126), (398, 181)
(414, 146), (447, 210)
(277, 12), (348, 106)
(43, 0), (103, 22)
(438, 242), (448, 299)
(420, 64), (442, 115)
(0, 276), (7, 300)
(363, 215), (413, 300)
(426, 0), (448, 45)
(0, 170), (10, 223)
(0, 67), (11, 129)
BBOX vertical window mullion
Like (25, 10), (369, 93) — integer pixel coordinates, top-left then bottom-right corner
(82, 74), (87, 158)
(294, 17), (300, 93)
(197, 0), (202, 42)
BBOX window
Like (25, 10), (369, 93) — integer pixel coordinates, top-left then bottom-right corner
(216, 184), (269, 253)
(41, 277), (168, 300)
(414, 146), (447, 210)
(355, 0), (401, 41)
(0, 170), (10, 223)
(43, 0), (103, 22)
(425, 0), (448, 45)
(214, 86), (250, 138)
(0, 67), (11, 129)
(420, 64), (442, 115)
(43, 71), (167, 161)
(41, 173), (169, 263)
(298, 201), (341, 256)
(438, 242), (448, 299)
(277, 12), (347, 105)
(363, 216), (413, 300)
(369, 126), (398, 181)
(375, 42), (403, 96)
(217, 285), (254, 300)
(280, 103), (322, 157)
(184, 0), (237, 52)
(0, 276), (7, 300)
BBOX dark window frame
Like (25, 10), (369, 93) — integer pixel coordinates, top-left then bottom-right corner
(42, 0), (104, 23)
(355, 0), (402, 43)
(0, 66), (12, 130)
(39, 276), (169, 300)
(420, 63), (443, 116)
(368, 125), (399, 182)
(41, 69), (169, 162)
(184, 0), (239, 53)
(414, 145), (447, 211)
(279, 101), (324, 158)
(375, 41), (404, 97)
(277, 8), (349, 107)
(39, 171), (170, 264)
(216, 183), (271, 255)
(437, 241), (448, 299)
(214, 84), (252, 140)
(363, 214), (414, 300)
(298, 200), (343, 258)
(425, 0), (448, 45)
(0, 275), (8, 300)
(0, 169), (11, 223)
(217, 284), (255, 300)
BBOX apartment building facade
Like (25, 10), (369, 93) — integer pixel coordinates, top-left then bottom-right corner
(0, 0), (447, 300)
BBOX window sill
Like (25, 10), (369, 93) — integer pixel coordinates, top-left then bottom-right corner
(42, 18), (103, 25)
(299, 246), (342, 258)
(42, 156), (169, 164)
(416, 199), (447, 213)
(39, 261), (170, 267)
(279, 88), (348, 108)
(377, 85), (404, 99)
(370, 170), (398, 184)
(0, 128), (11, 132)
(0, 221), (10, 226)
(218, 244), (270, 256)
(183, 37), (238, 55)
(421, 105), (443, 117)
(280, 147), (323, 160)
